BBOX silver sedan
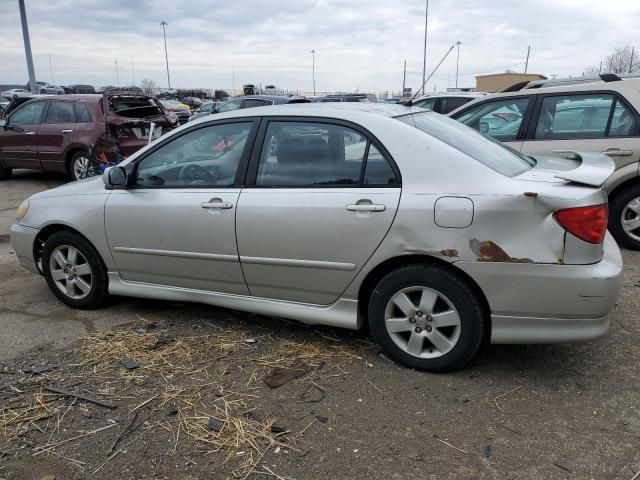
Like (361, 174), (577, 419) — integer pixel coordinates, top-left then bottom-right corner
(9, 103), (622, 371)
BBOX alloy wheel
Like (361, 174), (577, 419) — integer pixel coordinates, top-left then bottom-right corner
(49, 245), (93, 300)
(72, 155), (93, 180)
(621, 196), (640, 242)
(384, 286), (461, 359)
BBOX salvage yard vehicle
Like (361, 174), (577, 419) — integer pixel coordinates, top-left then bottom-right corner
(160, 99), (192, 124)
(0, 92), (179, 181)
(2, 88), (31, 99)
(406, 92), (486, 114)
(450, 74), (640, 250)
(215, 95), (310, 114)
(10, 103), (622, 372)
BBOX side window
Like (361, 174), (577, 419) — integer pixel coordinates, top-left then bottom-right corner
(363, 145), (398, 185)
(609, 99), (636, 137)
(9, 101), (45, 125)
(441, 97), (472, 114)
(534, 94), (615, 140)
(455, 98), (530, 141)
(414, 98), (436, 110)
(135, 122), (253, 187)
(75, 102), (93, 123)
(44, 102), (76, 124)
(216, 100), (242, 113)
(242, 99), (269, 109)
(255, 121), (398, 187)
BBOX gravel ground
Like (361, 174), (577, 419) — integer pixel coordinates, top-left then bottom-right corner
(0, 171), (639, 480)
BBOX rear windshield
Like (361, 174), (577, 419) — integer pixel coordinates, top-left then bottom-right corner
(108, 95), (164, 118)
(397, 111), (535, 177)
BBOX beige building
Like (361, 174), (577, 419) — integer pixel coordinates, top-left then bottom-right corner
(476, 72), (547, 92)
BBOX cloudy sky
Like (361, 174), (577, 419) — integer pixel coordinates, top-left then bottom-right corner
(2, 0), (640, 95)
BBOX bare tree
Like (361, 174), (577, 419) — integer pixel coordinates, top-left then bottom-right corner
(586, 45), (639, 76)
(140, 78), (156, 95)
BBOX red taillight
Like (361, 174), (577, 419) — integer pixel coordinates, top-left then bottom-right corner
(554, 204), (608, 244)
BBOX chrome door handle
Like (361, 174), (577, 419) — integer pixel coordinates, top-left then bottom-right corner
(346, 204), (386, 212)
(61, 129), (73, 134)
(201, 201), (233, 209)
(25, 131), (36, 135)
(602, 149), (633, 156)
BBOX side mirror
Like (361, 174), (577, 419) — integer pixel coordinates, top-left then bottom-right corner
(103, 166), (127, 189)
(479, 121), (489, 133)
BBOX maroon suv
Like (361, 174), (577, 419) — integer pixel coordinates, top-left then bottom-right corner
(0, 93), (179, 181)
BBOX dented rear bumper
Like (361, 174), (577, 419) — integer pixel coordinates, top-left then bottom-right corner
(455, 233), (623, 343)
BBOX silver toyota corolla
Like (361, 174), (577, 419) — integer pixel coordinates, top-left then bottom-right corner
(9, 103), (623, 371)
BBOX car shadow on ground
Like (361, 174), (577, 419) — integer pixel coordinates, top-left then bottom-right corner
(105, 295), (597, 382)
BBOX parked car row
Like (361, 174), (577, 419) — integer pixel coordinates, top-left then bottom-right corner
(187, 95), (310, 122)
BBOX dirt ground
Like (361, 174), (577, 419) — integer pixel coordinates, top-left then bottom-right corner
(0, 171), (639, 480)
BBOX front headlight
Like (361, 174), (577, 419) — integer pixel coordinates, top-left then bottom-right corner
(16, 199), (29, 220)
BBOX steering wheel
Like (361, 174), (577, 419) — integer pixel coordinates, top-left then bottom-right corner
(179, 164), (217, 185)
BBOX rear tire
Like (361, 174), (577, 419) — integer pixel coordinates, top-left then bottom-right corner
(368, 264), (485, 372)
(609, 185), (640, 250)
(68, 150), (92, 181)
(42, 231), (109, 309)
(0, 165), (12, 180)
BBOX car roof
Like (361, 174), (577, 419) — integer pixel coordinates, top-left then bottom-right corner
(242, 95), (308, 103)
(447, 77), (640, 116)
(192, 102), (423, 125)
(414, 92), (486, 100)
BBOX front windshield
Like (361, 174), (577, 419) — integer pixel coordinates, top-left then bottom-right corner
(397, 111), (535, 177)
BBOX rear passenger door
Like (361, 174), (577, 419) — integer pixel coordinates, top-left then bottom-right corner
(519, 92), (640, 169)
(236, 119), (401, 305)
(38, 100), (78, 172)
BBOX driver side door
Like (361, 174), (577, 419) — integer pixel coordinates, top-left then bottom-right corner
(105, 120), (258, 294)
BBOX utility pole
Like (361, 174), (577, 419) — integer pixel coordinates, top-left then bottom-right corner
(130, 55), (135, 85)
(455, 41), (461, 88)
(48, 53), (55, 84)
(18, 0), (37, 94)
(630, 46), (635, 74)
(311, 49), (316, 96)
(402, 60), (407, 98)
(160, 21), (171, 89)
(421, 0), (429, 95)
(599, 60), (602, 74)
(115, 59), (120, 87)
(524, 45), (530, 73)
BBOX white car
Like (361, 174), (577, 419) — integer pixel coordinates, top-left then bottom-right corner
(2, 89), (31, 99)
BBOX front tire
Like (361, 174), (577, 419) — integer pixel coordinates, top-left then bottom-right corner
(42, 231), (108, 309)
(609, 185), (640, 250)
(368, 264), (485, 372)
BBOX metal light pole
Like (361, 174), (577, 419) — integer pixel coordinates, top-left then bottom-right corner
(311, 49), (316, 96)
(115, 59), (120, 87)
(18, 0), (37, 94)
(161, 21), (171, 89)
(130, 54), (135, 85)
(455, 41), (461, 88)
(421, 0), (429, 95)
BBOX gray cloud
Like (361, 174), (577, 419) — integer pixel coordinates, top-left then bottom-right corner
(2, 0), (639, 94)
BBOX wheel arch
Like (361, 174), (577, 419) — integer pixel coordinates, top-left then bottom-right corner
(357, 254), (492, 343)
(608, 175), (640, 204)
(33, 223), (106, 274)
